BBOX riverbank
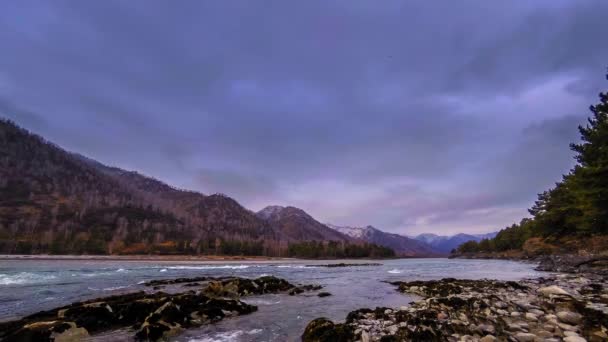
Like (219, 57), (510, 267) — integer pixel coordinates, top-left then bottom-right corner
(303, 273), (608, 341)
(451, 252), (608, 276)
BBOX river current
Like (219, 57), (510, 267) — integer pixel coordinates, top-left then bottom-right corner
(0, 258), (544, 341)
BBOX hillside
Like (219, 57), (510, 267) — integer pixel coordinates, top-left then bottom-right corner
(0, 119), (392, 257)
(327, 224), (440, 256)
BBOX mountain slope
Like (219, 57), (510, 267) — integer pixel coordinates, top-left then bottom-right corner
(414, 232), (498, 254)
(327, 224), (440, 256)
(0, 119), (279, 254)
(257, 206), (350, 242)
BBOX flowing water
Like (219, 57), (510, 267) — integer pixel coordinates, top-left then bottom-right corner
(0, 258), (544, 341)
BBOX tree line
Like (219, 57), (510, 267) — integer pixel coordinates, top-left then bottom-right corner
(456, 70), (608, 254)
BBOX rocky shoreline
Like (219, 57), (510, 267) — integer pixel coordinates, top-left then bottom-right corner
(303, 274), (608, 342)
(0, 276), (324, 342)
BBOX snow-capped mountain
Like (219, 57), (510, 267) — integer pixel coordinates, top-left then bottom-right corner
(413, 232), (498, 253)
(327, 224), (440, 256)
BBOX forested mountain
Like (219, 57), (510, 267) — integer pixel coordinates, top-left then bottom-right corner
(455, 71), (608, 257)
(257, 206), (350, 242)
(328, 224), (440, 256)
(0, 119), (393, 257)
(415, 232), (497, 254)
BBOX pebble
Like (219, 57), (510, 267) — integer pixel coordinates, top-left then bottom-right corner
(514, 332), (537, 341)
(563, 336), (587, 342)
(480, 335), (496, 342)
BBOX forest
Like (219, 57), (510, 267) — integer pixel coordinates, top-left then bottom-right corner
(456, 71), (608, 255)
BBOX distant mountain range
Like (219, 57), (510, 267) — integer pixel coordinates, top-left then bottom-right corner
(414, 232), (498, 253)
(327, 224), (439, 256)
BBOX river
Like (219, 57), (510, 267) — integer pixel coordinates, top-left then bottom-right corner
(0, 258), (544, 341)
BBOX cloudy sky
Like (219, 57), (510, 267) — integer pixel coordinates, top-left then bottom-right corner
(2, 1), (608, 235)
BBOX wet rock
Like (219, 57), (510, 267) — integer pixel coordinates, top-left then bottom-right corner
(318, 292), (332, 298)
(1, 321), (89, 342)
(289, 284), (324, 295)
(144, 276), (221, 287)
(302, 317), (354, 342)
(2, 276), (319, 341)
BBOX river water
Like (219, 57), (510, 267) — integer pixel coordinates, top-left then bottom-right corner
(0, 258), (544, 341)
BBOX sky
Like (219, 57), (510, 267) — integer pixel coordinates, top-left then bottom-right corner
(1, 1), (608, 236)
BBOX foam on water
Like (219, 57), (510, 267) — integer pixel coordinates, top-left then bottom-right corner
(188, 329), (263, 342)
(388, 269), (403, 274)
(168, 265), (250, 270)
(0, 272), (57, 285)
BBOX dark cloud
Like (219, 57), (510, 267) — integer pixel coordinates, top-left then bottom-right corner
(1, 0), (607, 235)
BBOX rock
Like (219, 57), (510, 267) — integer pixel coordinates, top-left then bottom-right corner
(301, 318), (354, 342)
(0, 276), (302, 341)
(361, 330), (370, 342)
(1, 321), (88, 342)
(317, 292), (332, 298)
(538, 285), (571, 297)
(589, 330), (608, 342)
(525, 312), (538, 321)
(563, 336), (587, 342)
(480, 335), (496, 342)
(514, 332), (537, 341)
(557, 311), (583, 325)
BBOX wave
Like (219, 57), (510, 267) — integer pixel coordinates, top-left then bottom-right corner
(88, 285), (131, 291)
(159, 269), (168, 272)
(116, 268), (127, 273)
(0, 272), (57, 285)
(167, 265), (250, 270)
(188, 328), (262, 342)
(244, 298), (281, 305)
(388, 269), (403, 274)
(276, 265), (307, 269)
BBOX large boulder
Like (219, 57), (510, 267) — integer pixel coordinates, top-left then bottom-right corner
(302, 318), (354, 342)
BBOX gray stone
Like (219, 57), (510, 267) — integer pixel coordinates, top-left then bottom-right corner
(480, 335), (496, 342)
(525, 312), (538, 321)
(514, 332), (537, 342)
(538, 285), (571, 297)
(557, 311), (583, 325)
(563, 336), (587, 342)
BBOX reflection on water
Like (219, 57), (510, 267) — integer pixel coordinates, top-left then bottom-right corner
(0, 258), (543, 341)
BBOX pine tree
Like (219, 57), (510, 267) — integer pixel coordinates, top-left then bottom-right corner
(569, 71), (608, 233)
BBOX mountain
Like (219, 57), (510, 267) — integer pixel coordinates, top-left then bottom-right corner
(0, 119), (285, 255)
(327, 224), (440, 256)
(257, 206), (350, 242)
(0, 118), (396, 257)
(414, 232), (498, 254)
